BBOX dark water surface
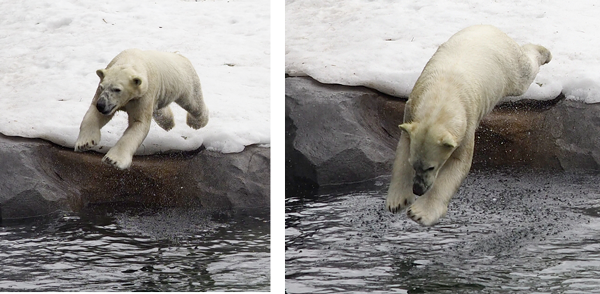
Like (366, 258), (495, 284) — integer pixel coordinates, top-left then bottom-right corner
(286, 169), (600, 293)
(0, 206), (270, 291)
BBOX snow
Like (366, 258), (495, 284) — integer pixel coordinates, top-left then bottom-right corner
(286, 0), (600, 104)
(0, 0), (270, 155)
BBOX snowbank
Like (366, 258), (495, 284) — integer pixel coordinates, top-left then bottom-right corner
(0, 0), (270, 154)
(286, 0), (600, 103)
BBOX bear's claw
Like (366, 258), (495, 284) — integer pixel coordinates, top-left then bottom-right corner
(406, 197), (448, 226)
(74, 141), (94, 152)
(387, 203), (406, 214)
(408, 208), (426, 225)
(407, 209), (422, 223)
(74, 130), (100, 152)
(385, 194), (414, 214)
(102, 153), (132, 170)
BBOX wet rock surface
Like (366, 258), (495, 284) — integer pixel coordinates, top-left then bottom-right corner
(285, 169), (600, 293)
(286, 76), (600, 190)
(0, 134), (270, 220)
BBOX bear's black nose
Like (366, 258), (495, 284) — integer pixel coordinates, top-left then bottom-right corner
(96, 98), (112, 115)
(413, 184), (425, 196)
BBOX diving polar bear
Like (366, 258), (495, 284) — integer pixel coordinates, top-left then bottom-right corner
(74, 49), (209, 169)
(386, 25), (552, 226)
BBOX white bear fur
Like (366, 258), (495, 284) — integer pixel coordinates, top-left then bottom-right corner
(386, 25), (551, 226)
(74, 49), (209, 169)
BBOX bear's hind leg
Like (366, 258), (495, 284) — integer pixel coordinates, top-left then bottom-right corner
(509, 44), (552, 96)
(386, 133), (415, 213)
(522, 44), (552, 66)
(153, 106), (175, 131)
(177, 84), (209, 129)
(186, 109), (209, 130)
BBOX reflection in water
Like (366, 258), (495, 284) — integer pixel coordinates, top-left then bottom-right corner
(0, 207), (270, 292)
(286, 170), (600, 293)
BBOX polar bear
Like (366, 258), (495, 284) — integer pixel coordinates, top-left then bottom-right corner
(386, 25), (551, 226)
(74, 49), (209, 169)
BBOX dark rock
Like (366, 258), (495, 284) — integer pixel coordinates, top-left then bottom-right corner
(0, 133), (269, 220)
(286, 76), (600, 190)
(0, 136), (67, 219)
(286, 77), (399, 193)
(546, 100), (600, 170)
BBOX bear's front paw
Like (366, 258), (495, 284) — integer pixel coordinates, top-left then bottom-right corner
(386, 194), (414, 214)
(386, 184), (415, 213)
(102, 151), (132, 170)
(74, 136), (100, 152)
(407, 197), (448, 226)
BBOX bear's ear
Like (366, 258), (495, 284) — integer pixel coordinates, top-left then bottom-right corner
(96, 69), (105, 79)
(399, 123), (416, 134)
(440, 133), (457, 149)
(132, 76), (143, 87)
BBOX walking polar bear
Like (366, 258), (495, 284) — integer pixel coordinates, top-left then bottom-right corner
(386, 25), (552, 226)
(74, 49), (209, 169)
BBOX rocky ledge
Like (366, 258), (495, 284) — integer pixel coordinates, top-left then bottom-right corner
(286, 76), (600, 194)
(0, 134), (270, 220)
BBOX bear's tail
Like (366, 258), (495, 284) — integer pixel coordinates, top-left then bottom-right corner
(522, 44), (552, 66)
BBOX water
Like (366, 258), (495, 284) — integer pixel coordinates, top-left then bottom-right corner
(0, 206), (270, 291)
(286, 169), (600, 293)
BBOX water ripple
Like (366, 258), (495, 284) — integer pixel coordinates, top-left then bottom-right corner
(286, 170), (600, 293)
(0, 207), (269, 291)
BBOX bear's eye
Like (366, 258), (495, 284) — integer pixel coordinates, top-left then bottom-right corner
(426, 166), (435, 172)
(112, 88), (121, 93)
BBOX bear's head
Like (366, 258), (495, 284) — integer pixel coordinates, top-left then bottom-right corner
(399, 122), (459, 196)
(95, 66), (147, 116)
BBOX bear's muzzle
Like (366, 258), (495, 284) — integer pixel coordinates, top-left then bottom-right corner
(413, 183), (426, 196)
(96, 97), (115, 115)
(412, 175), (430, 196)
